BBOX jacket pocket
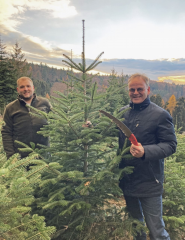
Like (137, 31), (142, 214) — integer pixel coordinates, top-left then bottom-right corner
(149, 161), (164, 185)
(132, 161), (159, 184)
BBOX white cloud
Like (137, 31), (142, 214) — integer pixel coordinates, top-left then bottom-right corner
(26, 35), (53, 51)
(24, 0), (77, 18)
(0, 0), (77, 31)
(91, 18), (185, 60)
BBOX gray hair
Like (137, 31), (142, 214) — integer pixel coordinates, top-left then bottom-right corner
(128, 73), (149, 87)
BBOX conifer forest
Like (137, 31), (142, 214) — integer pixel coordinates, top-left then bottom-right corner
(1, 22), (185, 240)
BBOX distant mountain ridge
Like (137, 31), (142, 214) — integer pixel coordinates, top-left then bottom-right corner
(28, 62), (185, 102)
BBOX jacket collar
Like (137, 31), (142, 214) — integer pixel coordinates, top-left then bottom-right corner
(129, 96), (150, 110)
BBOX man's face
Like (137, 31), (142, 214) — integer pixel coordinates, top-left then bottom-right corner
(128, 77), (150, 104)
(17, 79), (34, 101)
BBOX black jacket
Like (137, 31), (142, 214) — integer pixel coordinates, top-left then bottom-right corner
(1, 94), (51, 159)
(119, 97), (177, 197)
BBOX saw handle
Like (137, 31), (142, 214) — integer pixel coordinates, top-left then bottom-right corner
(129, 134), (139, 146)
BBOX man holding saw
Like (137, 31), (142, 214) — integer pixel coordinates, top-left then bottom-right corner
(101, 73), (177, 240)
(119, 73), (177, 240)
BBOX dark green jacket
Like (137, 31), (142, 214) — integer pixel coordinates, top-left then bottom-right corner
(1, 94), (51, 159)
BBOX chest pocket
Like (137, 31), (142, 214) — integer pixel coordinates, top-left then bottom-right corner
(130, 118), (140, 134)
(135, 119), (140, 128)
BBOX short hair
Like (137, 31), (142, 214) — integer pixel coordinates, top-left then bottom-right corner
(17, 77), (33, 87)
(128, 73), (149, 87)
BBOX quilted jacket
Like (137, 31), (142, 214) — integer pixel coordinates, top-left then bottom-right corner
(119, 97), (177, 197)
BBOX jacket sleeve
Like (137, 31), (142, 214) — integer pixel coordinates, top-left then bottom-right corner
(1, 107), (16, 159)
(143, 110), (177, 161)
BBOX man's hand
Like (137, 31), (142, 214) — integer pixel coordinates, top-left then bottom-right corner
(130, 142), (144, 158)
(82, 121), (92, 128)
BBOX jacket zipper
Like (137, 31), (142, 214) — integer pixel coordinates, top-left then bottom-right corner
(155, 178), (159, 183)
(131, 105), (160, 184)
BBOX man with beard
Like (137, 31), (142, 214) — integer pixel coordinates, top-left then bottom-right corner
(1, 77), (51, 159)
(119, 73), (177, 240)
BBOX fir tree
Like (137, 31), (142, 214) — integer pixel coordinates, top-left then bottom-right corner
(106, 69), (129, 114)
(29, 21), (143, 240)
(173, 97), (185, 132)
(10, 41), (30, 79)
(0, 121), (56, 239)
(0, 39), (17, 113)
(108, 68), (118, 87)
(163, 132), (185, 239)
(33, 79), (50, 97)
(150, 94), (163, 107)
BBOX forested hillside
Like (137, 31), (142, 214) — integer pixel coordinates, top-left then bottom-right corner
(1, 39), (185, 132)
(28, 62), (185, 103)
(149, 80), (185, 102)
(1, 39), (184, 106)
(29, 62), (185, 132)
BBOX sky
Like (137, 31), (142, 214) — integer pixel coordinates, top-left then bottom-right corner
(1, 0), (185, 81)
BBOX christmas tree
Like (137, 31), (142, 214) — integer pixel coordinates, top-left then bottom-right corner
(0, 39), (17, 113)
(0, 121), (55, 239)
(10, 41), (30, 79)
(30, 20), (142, 240)
(163, 132), (185, 239)
(106, 69), (129, 114)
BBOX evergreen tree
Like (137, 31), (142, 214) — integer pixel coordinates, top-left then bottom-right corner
(108, 68), (118, 87)
(106, 69), (129, 114)
(150, 95), (156, 103)
(10, 41), (30, 79)
(150, 94), (163, 107)
(28, 22), (142, 240)
(61, 67), (76, 96)
(163, 132), (185, 239)
(33, 79), (50, 97)
(0, 39), (17, 114)
(0, 121), (56, 239)
(173, 97), (185, 132)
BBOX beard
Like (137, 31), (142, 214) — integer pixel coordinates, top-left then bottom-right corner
(19, 92), (34, 101)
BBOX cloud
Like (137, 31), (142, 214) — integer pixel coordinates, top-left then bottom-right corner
(2, 28), (185, 80)
(94, 58), (185, 80)
(70, 0), (185, 24)
(1, 0), (185, 61)
(1, 0), (185, 81)
(0, 0), (77, 31)
(0, 0), (79, 67)
(1, 30), (72, 64)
